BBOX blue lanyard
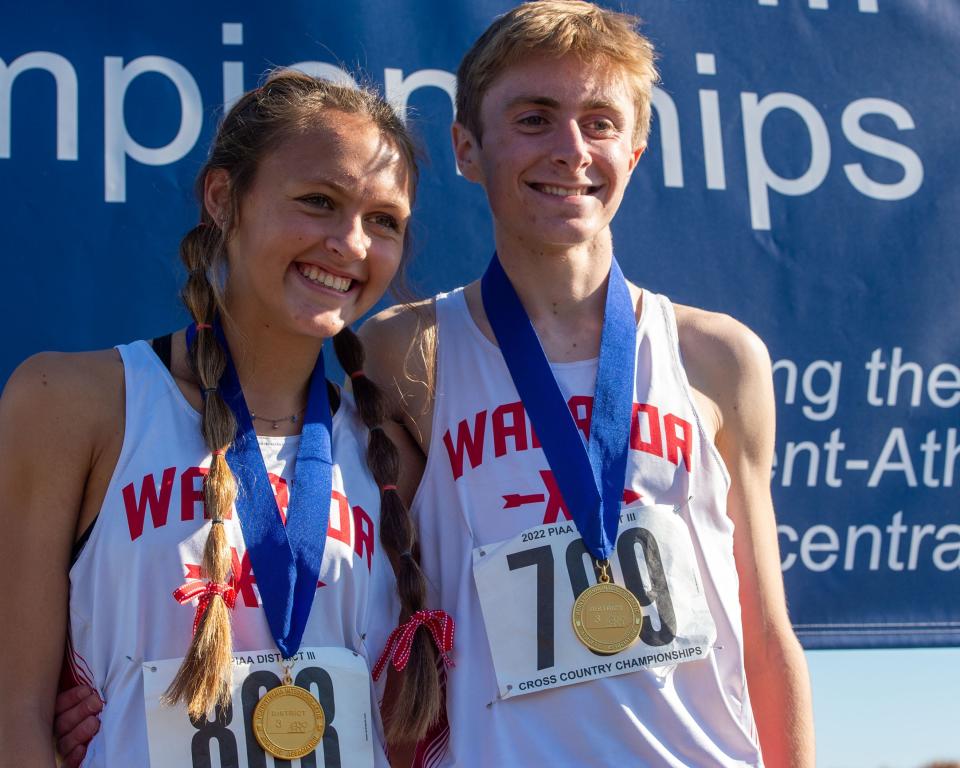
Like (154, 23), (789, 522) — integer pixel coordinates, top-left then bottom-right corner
(480, 255), (636, 561)
(186, 322), (333, 658)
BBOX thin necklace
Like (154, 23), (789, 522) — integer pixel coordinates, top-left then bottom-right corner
(249, 407), (307, 430)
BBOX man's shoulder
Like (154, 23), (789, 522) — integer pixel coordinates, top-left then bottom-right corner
(361, 298), (437, 345)
(671, 303), (773, 435)
(358, 299), (441, 416)
(673, 302), (771, 380)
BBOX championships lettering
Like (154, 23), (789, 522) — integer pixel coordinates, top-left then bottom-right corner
(0, 21), (924, 229)
(516, 647), (704, 691)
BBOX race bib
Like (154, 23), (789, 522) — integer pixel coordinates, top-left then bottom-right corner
(472, 503), (717, 700)
(143, 646), (376, 768)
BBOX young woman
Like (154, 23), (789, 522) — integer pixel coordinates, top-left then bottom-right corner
(0, 71), (448, 768)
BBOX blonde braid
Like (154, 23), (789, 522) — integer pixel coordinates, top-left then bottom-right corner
(162, 222), (239, 719)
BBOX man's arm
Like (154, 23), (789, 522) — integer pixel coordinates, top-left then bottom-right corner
(679, 307), (815, 768)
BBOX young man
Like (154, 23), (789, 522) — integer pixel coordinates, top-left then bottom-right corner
(363, 2), (814, 766)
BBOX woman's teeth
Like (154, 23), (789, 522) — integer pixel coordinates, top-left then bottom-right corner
(298, 264), (352, 292)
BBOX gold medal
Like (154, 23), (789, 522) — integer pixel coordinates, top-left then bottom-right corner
(572, 561), (643, 654)
(252, 677), (324, 759)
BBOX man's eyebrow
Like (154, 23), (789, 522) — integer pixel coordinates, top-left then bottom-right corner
(504, 95), (626, 114)
(583, 98), (626, 114)
(504, 95), (561, 110)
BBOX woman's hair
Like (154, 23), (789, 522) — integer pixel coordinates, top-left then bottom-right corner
(163, 69), (440, 743)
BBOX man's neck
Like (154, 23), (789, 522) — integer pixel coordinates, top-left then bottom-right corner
(469, 228), (630, 363)
(494, 230), (614, 327)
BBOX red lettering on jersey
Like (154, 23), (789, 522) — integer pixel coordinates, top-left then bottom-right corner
(540, 470), (573, 524)
(443, 410), (487, 480)
(664, 414), (692, 471)
(328, 490), (352, 545)
(185, 545), (325, 611)
(230, 548), (259, 608)
(266, 473), (290, 524)
(568, 396), (593, 441)
(123, 467), (177, 540)
(493, 401), (528, 458)
(180, 466), (208, 521)
(631, 403), (664, 458)
(353, 504), (374, 571)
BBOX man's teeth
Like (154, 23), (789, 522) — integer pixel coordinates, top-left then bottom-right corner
(298, 264), (352, 292)
(540, 184), (590, 197)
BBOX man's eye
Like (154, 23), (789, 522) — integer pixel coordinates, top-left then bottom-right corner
(518, 115), (547, 127)
(300, 194), (333, 208)
(588, 119), (615, 132)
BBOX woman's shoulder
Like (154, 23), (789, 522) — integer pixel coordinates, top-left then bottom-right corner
(1, 348), (125, 447)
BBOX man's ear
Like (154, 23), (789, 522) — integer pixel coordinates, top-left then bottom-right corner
(203, 168), (232, 226)
(452, 122), (483, 183)
(627, 144), (646, 173)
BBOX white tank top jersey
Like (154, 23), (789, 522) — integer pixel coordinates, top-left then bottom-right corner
(66, 341), (399, 767)
(411, 288), (764, 767)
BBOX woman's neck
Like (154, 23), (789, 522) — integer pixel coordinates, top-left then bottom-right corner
(220, 318), (325, 432)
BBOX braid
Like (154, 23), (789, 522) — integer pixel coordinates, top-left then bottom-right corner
(162, 222), (240, 720)
(333, 328), (441, 743)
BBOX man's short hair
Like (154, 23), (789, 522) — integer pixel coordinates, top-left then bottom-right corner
(456, 0), (659, 146)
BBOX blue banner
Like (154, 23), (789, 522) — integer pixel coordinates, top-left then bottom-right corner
(2, 1), (957, 648)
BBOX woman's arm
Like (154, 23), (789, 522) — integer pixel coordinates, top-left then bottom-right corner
(0, 351), (122, 768)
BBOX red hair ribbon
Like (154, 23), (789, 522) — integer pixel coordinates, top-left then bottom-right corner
(372, 609), (455, 681)
(173, 580), (237, 635)
(349, 370), (366, 380)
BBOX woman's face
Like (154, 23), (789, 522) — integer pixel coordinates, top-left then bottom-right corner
(213, 111), (413, 342)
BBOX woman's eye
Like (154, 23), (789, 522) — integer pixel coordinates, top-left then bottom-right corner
(370, 213), (399, 231)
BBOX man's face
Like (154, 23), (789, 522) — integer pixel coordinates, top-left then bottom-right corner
(454, 53), (643, 256)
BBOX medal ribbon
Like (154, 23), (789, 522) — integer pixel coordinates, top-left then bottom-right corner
(480, 255), (636, 561)
(186, 321), (333, 658)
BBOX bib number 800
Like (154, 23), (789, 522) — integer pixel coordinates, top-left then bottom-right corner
(188, 666), (339, 768)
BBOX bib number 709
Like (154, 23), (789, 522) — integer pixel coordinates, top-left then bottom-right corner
(472, 506), (717, 699)
(508, 525), (677, 670)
